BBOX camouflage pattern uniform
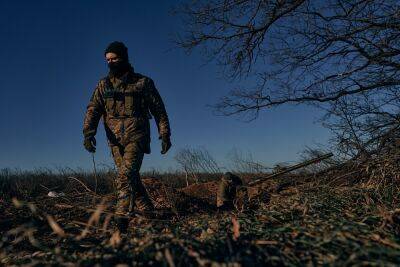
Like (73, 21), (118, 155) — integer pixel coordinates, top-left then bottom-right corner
(217, 172), (243, 209)
(83, 70), (171, 216)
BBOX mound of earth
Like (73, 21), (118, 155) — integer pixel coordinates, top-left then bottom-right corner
(179, 181), (219, 206)
(142, 177), (217, 214)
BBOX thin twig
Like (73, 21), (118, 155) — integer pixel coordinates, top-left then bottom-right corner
(92, 153), (98, 195)
(67, 176), (97, 196)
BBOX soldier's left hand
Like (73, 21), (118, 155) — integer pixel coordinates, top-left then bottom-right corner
(84, 136), (97, 153)
(161, 135), (171, 154)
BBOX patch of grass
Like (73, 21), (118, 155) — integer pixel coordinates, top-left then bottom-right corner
(1, 168), (400, 266)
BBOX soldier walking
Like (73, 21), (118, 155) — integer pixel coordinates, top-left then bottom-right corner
(82, 41), (171, 231)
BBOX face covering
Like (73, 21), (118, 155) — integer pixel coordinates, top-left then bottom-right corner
(108, 60), (130, 77)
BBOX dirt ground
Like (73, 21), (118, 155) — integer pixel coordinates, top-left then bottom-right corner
(1, 174), (400, 266)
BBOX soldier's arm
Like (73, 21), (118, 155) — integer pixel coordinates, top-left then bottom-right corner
(145, 78), (171, 138)
(83, 80), (105, 138)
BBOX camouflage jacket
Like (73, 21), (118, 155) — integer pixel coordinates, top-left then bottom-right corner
(83, 71), (171, 154)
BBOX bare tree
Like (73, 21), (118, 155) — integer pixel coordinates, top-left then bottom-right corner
(174, 147), (221, 185)
(227, 148), (270, 173)
(322, 94), (400, 158)
(174, 0), (400, 156)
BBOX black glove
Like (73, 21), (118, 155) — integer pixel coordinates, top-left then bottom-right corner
(84, 136), (96, 153)
(160, 135), (171, 154)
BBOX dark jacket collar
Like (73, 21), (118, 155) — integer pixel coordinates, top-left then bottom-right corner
(107, 69), (136, 83)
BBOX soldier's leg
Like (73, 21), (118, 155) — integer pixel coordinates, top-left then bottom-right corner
(111, 144), (131, 216)
(217, 172), (243, 209)
(123, 142), (154, 211)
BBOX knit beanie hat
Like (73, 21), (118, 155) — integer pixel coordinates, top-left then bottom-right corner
(104, 41), (129, 61)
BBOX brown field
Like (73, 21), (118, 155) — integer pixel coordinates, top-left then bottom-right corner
(1, 162), (400, 266)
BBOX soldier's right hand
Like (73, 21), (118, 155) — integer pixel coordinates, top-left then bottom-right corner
(84, 136), (96, 153)
(160, 135), (172, 154)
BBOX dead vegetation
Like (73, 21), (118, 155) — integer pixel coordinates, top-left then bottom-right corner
(1, 148), (400, 266)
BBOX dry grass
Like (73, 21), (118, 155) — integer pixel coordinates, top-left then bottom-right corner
(1, 157), (400, 266)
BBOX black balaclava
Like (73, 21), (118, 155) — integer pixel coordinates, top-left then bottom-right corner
(104, 41), (134, 77)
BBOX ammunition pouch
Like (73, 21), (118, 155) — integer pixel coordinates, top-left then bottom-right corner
(104, 78), (152, 119)
(103, 90), (116, 116)
(123, 92), (148, 117)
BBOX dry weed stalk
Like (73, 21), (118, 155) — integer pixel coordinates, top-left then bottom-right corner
(77, 198), (107, 240)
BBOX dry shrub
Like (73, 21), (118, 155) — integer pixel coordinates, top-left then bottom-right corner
(0, 167), (116, 200)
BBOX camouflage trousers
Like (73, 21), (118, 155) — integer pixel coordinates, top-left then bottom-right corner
(111, 142), (153, 216)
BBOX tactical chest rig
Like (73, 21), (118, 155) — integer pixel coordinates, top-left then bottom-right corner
(103, 74), (152, 119)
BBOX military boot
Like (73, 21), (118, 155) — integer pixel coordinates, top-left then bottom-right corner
(115, 191), (132, 233)
(131, 178), (155, 213)
(135, 192), (155, 212)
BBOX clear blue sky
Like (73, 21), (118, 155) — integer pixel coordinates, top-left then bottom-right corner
(0, 0), (331, 172)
